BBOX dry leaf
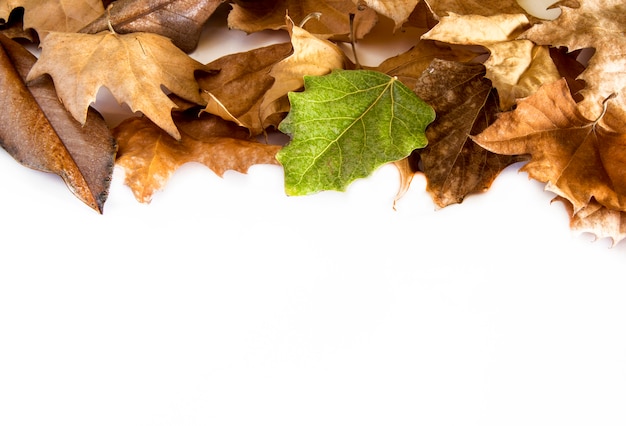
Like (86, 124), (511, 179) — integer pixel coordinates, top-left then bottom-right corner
(227, 0), (378, 40)
(355, 0), (419, 30)
(424, 0), (532, 19)
(0, 34), (116, 212)
(0, 0), (104, 39)
(114, 110), (281, 203)
(79, 0), (223, 53)
(522, 0), (626, 121)
(27, 30), (210, 140)
(474, 78), (626, 213)
(558, 197), (626, 247)
(411, 59), (526, 207)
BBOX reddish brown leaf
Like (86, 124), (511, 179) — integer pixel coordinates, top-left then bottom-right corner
(0, 34), (116, 212)
(114, 110), (281, 203)
(408, 59), (526, 207)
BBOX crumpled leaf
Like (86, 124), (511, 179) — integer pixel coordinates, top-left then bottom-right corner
(0, 0), (104, 39)
(227, 0), (378, 40)
(354, 0), (419, 30)
(522, 0), (626, 121)
(27, 30), (210, 140)
(474, 78), (626, 214)
(422, 13), (560, 110)
(0, 34), (116, 212)
(79, 0), (222, 53)
(409, 59), (526, 207)
(277, 69), (435, 195)
(114, 110), (281, 203)
(198, 42), (293, 135)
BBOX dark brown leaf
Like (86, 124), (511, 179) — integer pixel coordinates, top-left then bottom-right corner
(80, 0), (223, 53)
(0, 34), (116, 212)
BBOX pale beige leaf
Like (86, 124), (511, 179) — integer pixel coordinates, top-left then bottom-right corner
(354, 0), (419, 30)
(0, 0), (104, 39)
(422, 13), (530, 45)
(27, 31), (209, 140)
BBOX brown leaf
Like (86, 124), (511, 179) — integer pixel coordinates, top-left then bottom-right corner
(424, 0), (532, 19)
(522, 0), (626, 121)
(411, 59), (526, 207)
(228, 0), (378, 40)
(474, 78), (626, 213)
(27, 30), (210, 140)
(79, 0), (223, 53)
(0, 34), (116, 212)
(198, 42), (293, 135)
(114, 110), (281, 203)
(355, 0), (419, 30)
(1, 0), (104, 39)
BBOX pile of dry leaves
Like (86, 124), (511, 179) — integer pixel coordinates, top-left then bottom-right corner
(1, 0), (625, 246)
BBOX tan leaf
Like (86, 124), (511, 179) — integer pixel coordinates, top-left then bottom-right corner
(258, 15), (350, 129)
(422, 13), (560, 109)
(27, 31), (209, 140)
(0, 0), (104, 39)
(425, 0), (530, 19)
(559, 198), (626, 247)
(474, 78), (626, 213)
(114, 111), (281, 203)
(0, 34), (116, 212)
(522, 0), (626, 121)
(79, 0), (222, 53)
(354, 0), (419, 30)
(227, 0), (378, 40)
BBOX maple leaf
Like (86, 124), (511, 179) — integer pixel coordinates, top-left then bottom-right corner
(114, 109), (281, 203)
(474, 78), (626, 214)
(0, 34), (116, 212)
(422, 13), (560, 110)
(79, 0), (222, 53)
(0, 0), (104, 39)
(27, 30), (210, 140)
(277, 69), (435, 195)
(424, 0), (532, 19)
(407, 59), (526, 207)
(227, 0), (378, 40)
(198, 42), (293, 135)
(522, 0), (626, 121)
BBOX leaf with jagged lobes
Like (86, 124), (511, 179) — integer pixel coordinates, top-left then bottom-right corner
(79, 0), (223, 53)
(0, 34), (116, 213)
(277, 69), (435, 196)
(27, 30), (210, 140)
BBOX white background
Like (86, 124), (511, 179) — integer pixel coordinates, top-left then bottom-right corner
(1, 2), (625, 425)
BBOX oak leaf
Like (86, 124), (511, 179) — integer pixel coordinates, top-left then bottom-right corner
(227, 0), (378, 40)
(0, 0), (104, 39)
(522, 0), (626, 121)
(79, 0), (222, 53)
(474, 78), (626, 213)
(277, 69), (434, 195)
(114, 110), (281, 203)
(408, 59), (526, 207)
(0, 34), (116, 212)
(27, 30), (210, 140)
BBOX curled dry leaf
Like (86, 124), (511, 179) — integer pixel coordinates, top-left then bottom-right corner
(0, 34), (116, 213)
(424, 0), (532, 19)
(557, 198), (626, 247)
(79, 0), (223, 53)
(198, 42), (293, 135)
(114, 110), (281, 203)
(227, 0), (378, 40)
(355, 0), (419, 30)
(474, 78), (626, 214)
(409, 59), (526, 207)
(0, 0), (104, 39)
(27, 30), (210, 140)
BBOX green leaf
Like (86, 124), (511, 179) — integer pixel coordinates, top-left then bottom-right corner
(276, 69), (435, 195)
